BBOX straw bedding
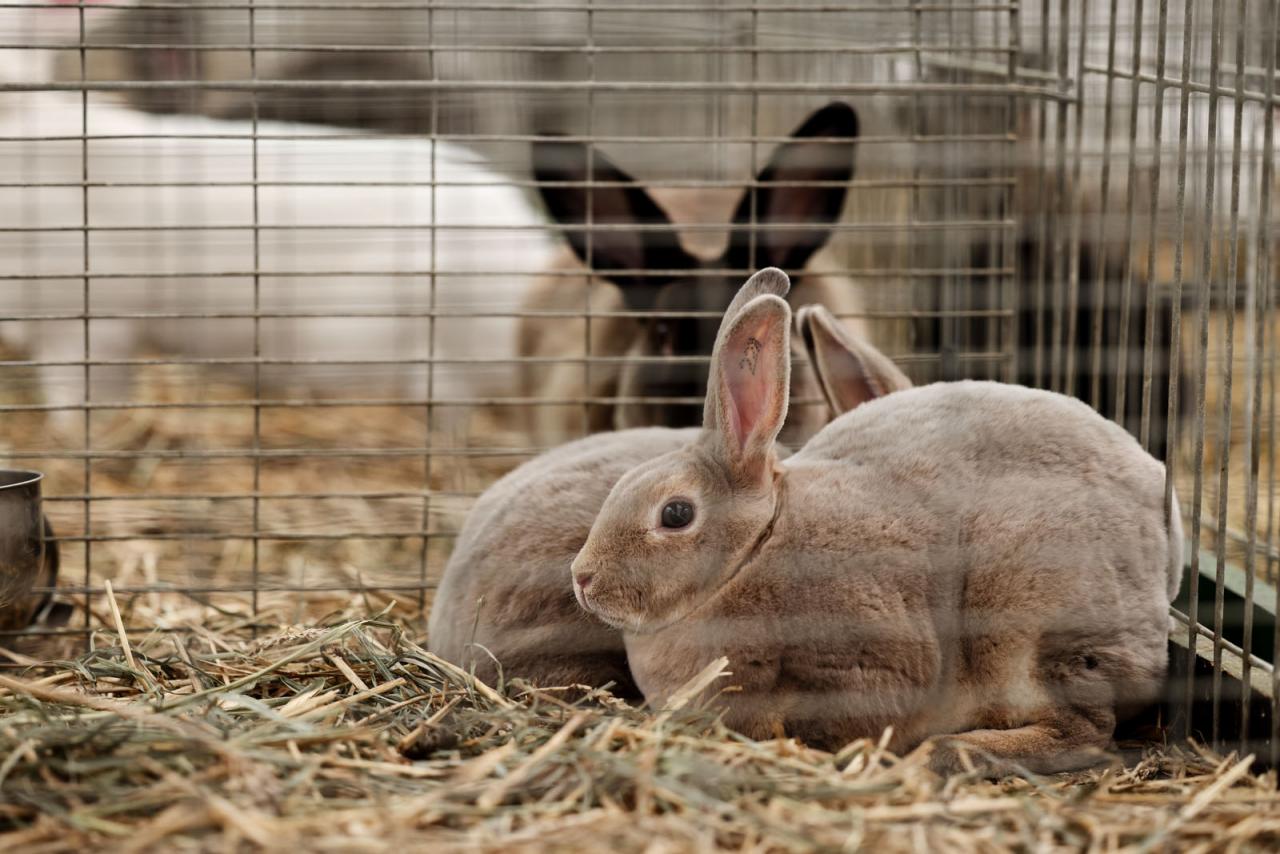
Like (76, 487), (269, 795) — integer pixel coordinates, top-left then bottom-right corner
(1, 593), (1277, 853)
(1, 306), (1278, 851)
(0, 351), (516, 610)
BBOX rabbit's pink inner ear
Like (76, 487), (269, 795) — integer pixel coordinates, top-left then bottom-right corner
(719, 300), (789, 460)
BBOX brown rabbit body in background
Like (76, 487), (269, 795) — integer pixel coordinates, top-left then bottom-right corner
(571, 268), (1182, 775)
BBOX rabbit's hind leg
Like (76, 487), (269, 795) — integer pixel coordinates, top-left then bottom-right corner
(919, 705), (1116, 778)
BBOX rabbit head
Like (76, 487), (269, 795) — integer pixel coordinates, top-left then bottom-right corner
(569, 267), (794, 632)
(569, 273), (913, 633)
(532, 103), (859, 432)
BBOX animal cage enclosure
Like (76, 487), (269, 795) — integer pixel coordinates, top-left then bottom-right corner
(0, 0), (1277, 764)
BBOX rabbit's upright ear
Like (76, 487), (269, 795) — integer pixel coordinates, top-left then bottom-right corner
(532, 139), (697, 306)
(725, 102), (858, 273)
(703, 269), (793, 486)
(797, 304), (912, 415)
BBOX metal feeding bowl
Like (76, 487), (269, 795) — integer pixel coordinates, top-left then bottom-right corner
(0, 470), (59, 633)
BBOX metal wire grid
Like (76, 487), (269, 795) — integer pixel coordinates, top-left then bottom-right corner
(1050, 0), (1279, 760)
(992, 0), (1280, 760)
(0, 0), (1273, 759)
(0, 0), (1024, 617)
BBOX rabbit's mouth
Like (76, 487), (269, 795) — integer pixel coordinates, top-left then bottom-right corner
(571, 579), (592, 613)
(576, 583), (702, 634)
(573, 579), (647, 631)
(571, 552), (637, 627)
(574, 584), (621, 627)
(572, 574), (608, 618)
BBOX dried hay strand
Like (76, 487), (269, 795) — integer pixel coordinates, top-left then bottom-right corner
(1, 599), (1277, 852)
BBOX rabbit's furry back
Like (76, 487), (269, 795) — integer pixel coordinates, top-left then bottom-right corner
(800, 380), (1183, 602)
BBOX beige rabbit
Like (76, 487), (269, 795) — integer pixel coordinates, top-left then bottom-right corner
(571, 268), (1182, 775)
(516, 103), (874, 451)
(427, 307), (912, 697)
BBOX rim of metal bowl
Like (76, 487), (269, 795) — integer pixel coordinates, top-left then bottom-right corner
(0, 470), (44, 491)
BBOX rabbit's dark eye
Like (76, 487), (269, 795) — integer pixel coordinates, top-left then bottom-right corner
(661, 499), (694, 529)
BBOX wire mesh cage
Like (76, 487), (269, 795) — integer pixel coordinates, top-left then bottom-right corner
(0, 0), (1276, 765)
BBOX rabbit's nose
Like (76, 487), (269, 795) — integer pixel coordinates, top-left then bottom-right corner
(574, 573), (594, 592)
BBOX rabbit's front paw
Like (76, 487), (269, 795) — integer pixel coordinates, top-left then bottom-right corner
(920, 736), (973, 778)
(919, 736), (1011, 779)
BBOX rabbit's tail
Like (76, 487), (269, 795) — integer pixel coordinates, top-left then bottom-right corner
(1166, 486), (1186, 603)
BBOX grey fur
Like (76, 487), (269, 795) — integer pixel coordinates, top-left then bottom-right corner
(572, 276), (1183, 776)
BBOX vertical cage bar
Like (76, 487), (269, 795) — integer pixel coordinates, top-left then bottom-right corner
(1062, 0), (1089, 392)
(941, 2), (959, 382)
(1188, 0), (1227, 750)
(748, 3), (759, 275)
(77, 0), (92, 641)
(1161, 18), (1190, 735)
(418, 1), (438, 618)
(1048, 0), (1071, 394)
(1001, 0), (1021, 385)
(1265, 0), (1279, 594)
(1115, 0), (1147, 434)
(248, 0), (262, 624)
(581, 3), (596, 441)
(1226, 0), (1252, 756)
(1090, 0), (1122, 411)
(1031, 0), (1052, 391)
(988, 0), (1011, 383)
(1139, 0), (1173, 456)
(910, 0), (924, 382)
(952, 6), (971, 381)
(1261, 0), (1280, 769)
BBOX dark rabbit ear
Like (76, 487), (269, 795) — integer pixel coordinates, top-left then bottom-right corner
(141, 47), (200, 82)
(532, 139), (697, 309)
(725, 103), (859, 273)
(132, 9), (202, 77)
(797, 304), (911, 415)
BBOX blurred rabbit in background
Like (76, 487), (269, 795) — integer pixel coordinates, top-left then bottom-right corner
(0, 1), (555, 435)
(38, 0), (1258, 466)
(59, 0), (1202, 458)
(56, 0), (919, 378)
(517, 103), (881, 449)
(56, 1), (906, 178)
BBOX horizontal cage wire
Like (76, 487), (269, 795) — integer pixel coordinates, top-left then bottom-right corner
(0, 0), (1274, 763)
